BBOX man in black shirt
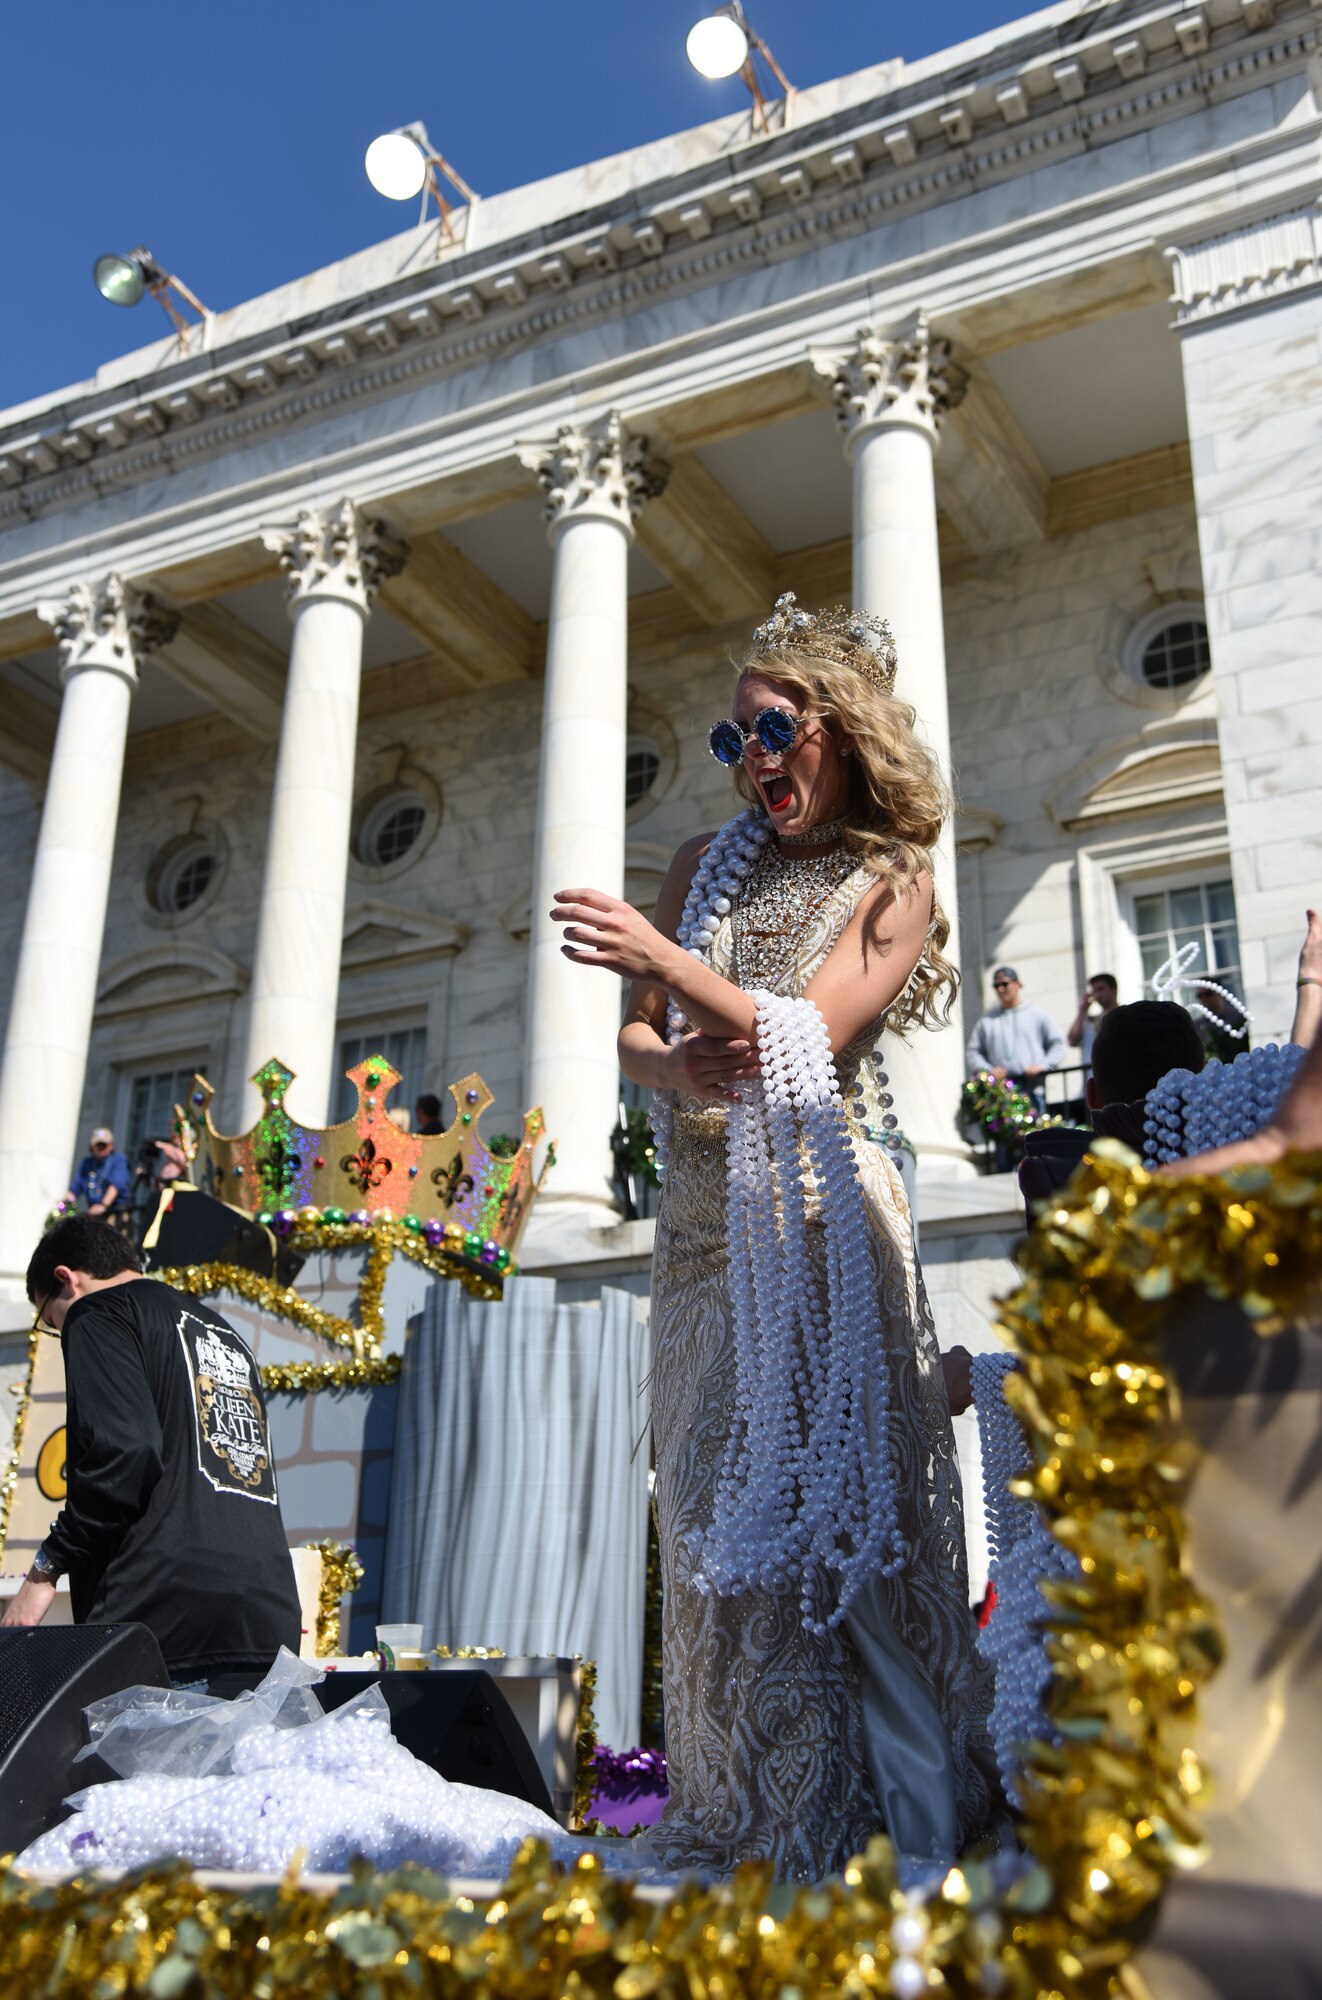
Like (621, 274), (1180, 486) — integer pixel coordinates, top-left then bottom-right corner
(1, 1216), (301, 1688)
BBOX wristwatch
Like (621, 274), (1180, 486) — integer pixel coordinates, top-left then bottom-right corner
(28, 1546), (60, 1584)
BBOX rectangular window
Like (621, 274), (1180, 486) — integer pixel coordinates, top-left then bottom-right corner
(125, 1065), (202, 1153)
(1131, 877), (1243, 1002)
(334, 1025), (428, 1123)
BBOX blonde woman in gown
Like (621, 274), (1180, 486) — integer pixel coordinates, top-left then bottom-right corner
(553, 600), (998, 1880)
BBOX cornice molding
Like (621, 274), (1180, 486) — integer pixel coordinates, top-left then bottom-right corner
(0, 1), (1318, 528)
(1167, 197), (1322, 322)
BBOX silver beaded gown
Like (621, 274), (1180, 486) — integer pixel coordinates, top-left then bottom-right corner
(647, 843), (998, 1881)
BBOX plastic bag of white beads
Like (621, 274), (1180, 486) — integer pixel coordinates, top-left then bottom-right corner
(17, 1651), (583, 1881)
(72, 1645), (327, 1781)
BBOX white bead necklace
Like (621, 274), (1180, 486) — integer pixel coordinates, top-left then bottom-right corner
(653, 808), (907, 1631)
(1141, 1041), (1304, 1165)
(1150, 940), (1251, 1041)
(972, 1351), (1075, 1811)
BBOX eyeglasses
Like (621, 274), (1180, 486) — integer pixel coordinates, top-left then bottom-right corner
(90, 1140), (110, 1152)
(30, 1292), (57, 1336)
(707, 706), (803, 767)
(992, 980), (1015, 991)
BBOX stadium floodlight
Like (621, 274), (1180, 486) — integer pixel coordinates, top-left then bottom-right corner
(364, 121), (479, 247)
(92, 247), (209, 342)
(685, 4), (792, 130)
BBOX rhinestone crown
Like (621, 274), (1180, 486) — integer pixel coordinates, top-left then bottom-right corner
(750, 592), (898, 692)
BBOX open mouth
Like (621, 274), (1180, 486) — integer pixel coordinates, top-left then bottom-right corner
(761, 772), (794, 815)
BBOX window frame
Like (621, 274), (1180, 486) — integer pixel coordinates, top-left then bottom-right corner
(117, 1059), (209, 1155)
(357, 788), (429, 871)
(143, 826), (228, 927)
(1122, 868), (1243, 1002)
(1122, 601), (1212, 700)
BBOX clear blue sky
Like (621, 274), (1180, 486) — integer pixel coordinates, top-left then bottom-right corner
(2, 2), (1029, 411)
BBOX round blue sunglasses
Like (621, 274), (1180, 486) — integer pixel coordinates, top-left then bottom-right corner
(707, 707), (802, 767)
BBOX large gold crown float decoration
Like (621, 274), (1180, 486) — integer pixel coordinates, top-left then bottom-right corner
(180, 1055), (554, 1291)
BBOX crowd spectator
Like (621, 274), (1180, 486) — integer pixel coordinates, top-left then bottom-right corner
(1067, 971), (1119, 1067)
(965, 966), (1068, 1109)
(415, 1093), (444, 1135)
(66, 1126), (131, 1220)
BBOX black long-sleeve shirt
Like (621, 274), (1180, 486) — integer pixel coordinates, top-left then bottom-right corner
(43, 1278), (300, 1675)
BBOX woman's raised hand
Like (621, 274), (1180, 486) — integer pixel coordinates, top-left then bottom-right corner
(667, 1034), (760, 1104)
(552, 887), (675, 981)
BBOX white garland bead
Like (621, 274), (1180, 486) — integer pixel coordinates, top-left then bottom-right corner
(651, 807), (907, 1631)
(1141, 1042), (1304, 1166)
(972, 1352), (1077, 1810)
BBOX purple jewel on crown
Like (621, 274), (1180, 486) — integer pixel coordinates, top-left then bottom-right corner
(751, 592), (898, 691)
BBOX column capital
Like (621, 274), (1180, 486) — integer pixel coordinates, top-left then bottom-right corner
(517, 410), (669, 540)
(262, 499), (409, 619)
(812, 314), (968, 453)
(36, 574), (179, 688)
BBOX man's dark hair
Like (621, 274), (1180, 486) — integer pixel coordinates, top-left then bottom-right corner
(1088, 971), (1118, 991)
(1090, 1000), (1206, 1108)
(415, 1093), (442, 1123)
(27, 1215), (141, 1304)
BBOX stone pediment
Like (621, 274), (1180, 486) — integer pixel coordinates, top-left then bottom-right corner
(95, 943), (248, 1019)
(340, 901), (471, 969)
(1047, 721), (1223, 831)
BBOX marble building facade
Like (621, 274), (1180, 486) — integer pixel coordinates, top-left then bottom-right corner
(1, 0), (1320, 1348)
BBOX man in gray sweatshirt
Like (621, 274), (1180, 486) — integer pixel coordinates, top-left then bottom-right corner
(965, 965), (1068, 1107)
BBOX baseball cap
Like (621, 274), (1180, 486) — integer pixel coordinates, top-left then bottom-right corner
(992, 966), (1019, 982)
(90, 1127), (114, 1145)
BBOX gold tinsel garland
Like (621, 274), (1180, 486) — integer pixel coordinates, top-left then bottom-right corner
(261, 1354), (402, 1394)
(1, 1148), (1319, 1999)
(157, 1260), (369, 1356)
(572, 1658), (599, 1832)
(157, 1220), (502, 1374)
(308, 1540), (366, 1657)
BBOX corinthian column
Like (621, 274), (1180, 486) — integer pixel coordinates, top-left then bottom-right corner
(814, 315), (972, 1177)
(516, 412), (668, 1221)
(242, 501), (407, 1125)
(0, 578), (178, 1293)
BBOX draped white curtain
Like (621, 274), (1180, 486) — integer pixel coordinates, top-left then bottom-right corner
(381, 1278), (651, 1749)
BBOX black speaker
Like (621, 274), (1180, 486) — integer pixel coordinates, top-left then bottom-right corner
(304, 1670), (555, 1818)
(140, 1188), (301, 1284)
(0, 1624), (170, 1855)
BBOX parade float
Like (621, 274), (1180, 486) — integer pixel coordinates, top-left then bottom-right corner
(2, 1054), (555, 1653)
(0, 1145), (1317, 1997)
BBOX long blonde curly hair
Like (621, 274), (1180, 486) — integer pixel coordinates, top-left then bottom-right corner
(730, 646), (959, 1032)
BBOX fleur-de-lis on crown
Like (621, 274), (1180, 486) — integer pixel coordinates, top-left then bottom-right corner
(432, 1153), (476, 1209)
(341, 1135), (393, 1194)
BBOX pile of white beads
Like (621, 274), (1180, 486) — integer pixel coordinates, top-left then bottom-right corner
(20, 1688), (579, 1879)
(972, 1351), (1076, 1811)
(1142, 1041), (1305, 1165)
(690, 988), (906, 1632)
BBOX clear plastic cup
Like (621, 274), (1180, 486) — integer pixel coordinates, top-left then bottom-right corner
(376, 1623), (423, 1669)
